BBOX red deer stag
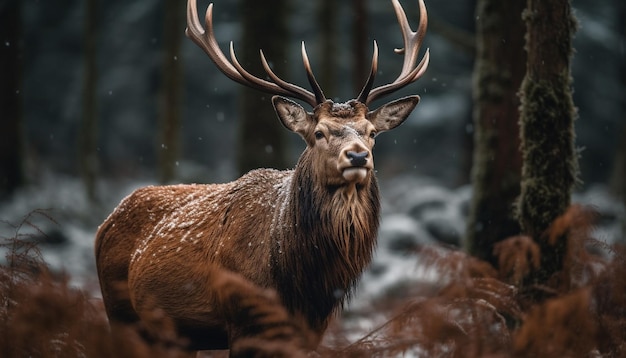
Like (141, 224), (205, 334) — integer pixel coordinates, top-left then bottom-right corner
(96, 0), (429, 355)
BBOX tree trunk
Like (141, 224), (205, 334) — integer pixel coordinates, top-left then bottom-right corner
(517, 0), (579, 284)
(318, 0), (337, 97)
(237, 0), (289, 175)
(0, 0), (25, 198)
(158, 0), (184, 184)
(80, 0), (99, 201)
(609, 0), (626, 236)
(612, 124), (626, 201)
(465, 0), (525, 265)
(352, 0), (368, 96)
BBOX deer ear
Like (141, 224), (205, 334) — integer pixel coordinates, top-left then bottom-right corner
(367, 95), (420, 132)
(272, 96), (312, 134)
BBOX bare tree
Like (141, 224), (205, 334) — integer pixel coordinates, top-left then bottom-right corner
(80, 0), (99, 201)
(612, 124), (626, 212)
(0, 0), (25, 198)
(610, 0), (626, 235)
(318, 0), (337, 96)
(157, 0), (184, 183)
(465, 0), (526, 265)
(352, 0), (368, 95)
(517, 0), (579, 285)
(237, 0), (289, 175)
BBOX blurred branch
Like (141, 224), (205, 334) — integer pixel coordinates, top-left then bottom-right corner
(430, 15), (476, 57)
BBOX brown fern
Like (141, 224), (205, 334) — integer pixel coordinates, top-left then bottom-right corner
(213, 270), (313, 358)
(513, 287), (597, 357)
(592, 248), (626, 356)
(493, 235), (540, 286)
(512, 206), (625, 357)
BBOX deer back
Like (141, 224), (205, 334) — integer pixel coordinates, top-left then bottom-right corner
(123, 169), (289, 284)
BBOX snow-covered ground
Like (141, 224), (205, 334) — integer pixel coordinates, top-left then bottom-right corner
(0, 172), (623, 303)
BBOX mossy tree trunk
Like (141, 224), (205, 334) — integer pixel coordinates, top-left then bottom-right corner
(80, 0), (99, 201)
(0, 1), (25, 198)
(465, 0), (525, 265)
(238, 0), (289, 175)
(157, 0), (184, 184)
(517, 0), (579, 284)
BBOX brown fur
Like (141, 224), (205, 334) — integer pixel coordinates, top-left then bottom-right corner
(95, 97), (420, 354)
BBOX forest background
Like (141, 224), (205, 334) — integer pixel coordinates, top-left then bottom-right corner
(0, 0), (625, 356)
(1, 0), (624, 196)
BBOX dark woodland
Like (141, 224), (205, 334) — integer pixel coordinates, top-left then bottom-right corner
(0, 0), (625, 356)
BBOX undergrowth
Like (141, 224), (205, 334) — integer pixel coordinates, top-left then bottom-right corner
(0, 206), (624, 357)
(0, 210), (112, 358)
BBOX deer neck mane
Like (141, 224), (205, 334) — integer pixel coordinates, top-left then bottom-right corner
(270, 149), (381, 331)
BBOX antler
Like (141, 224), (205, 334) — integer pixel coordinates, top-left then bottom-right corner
(186, 0), (326, 107)
(357, 0), (430, 105)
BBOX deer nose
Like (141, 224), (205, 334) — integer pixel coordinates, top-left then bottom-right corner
(346, 151), (369, 167)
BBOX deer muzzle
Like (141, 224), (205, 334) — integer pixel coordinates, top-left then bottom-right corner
(347, 151), (368, 166)
(339, 148), (372, 183)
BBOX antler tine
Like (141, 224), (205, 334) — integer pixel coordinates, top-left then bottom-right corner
(227, 42), (278, 92)
(357, 41), (379, 104)
(391, 0), (427, 78)
(259, 49), (319, 107)
(258, 43), (325, 107)
(226, 43), (312, 107)
(185, 1), (246, 87)
(361, 0), (429, 105)
(300, 42), (327, 105)
(185, 0), (320, 106)
(366, 49), (429, 103)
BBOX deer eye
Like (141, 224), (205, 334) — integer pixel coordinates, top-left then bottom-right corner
(314, 131), (325, 140)
(369, 131), (377, 139)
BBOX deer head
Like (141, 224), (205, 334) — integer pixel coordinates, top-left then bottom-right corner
(186, 0), (429, 189)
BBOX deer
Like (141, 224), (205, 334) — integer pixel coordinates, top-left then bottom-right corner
(95, 0), (429, 356)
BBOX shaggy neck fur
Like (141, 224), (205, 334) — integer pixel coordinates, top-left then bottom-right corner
(270, 149), (381, 332)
